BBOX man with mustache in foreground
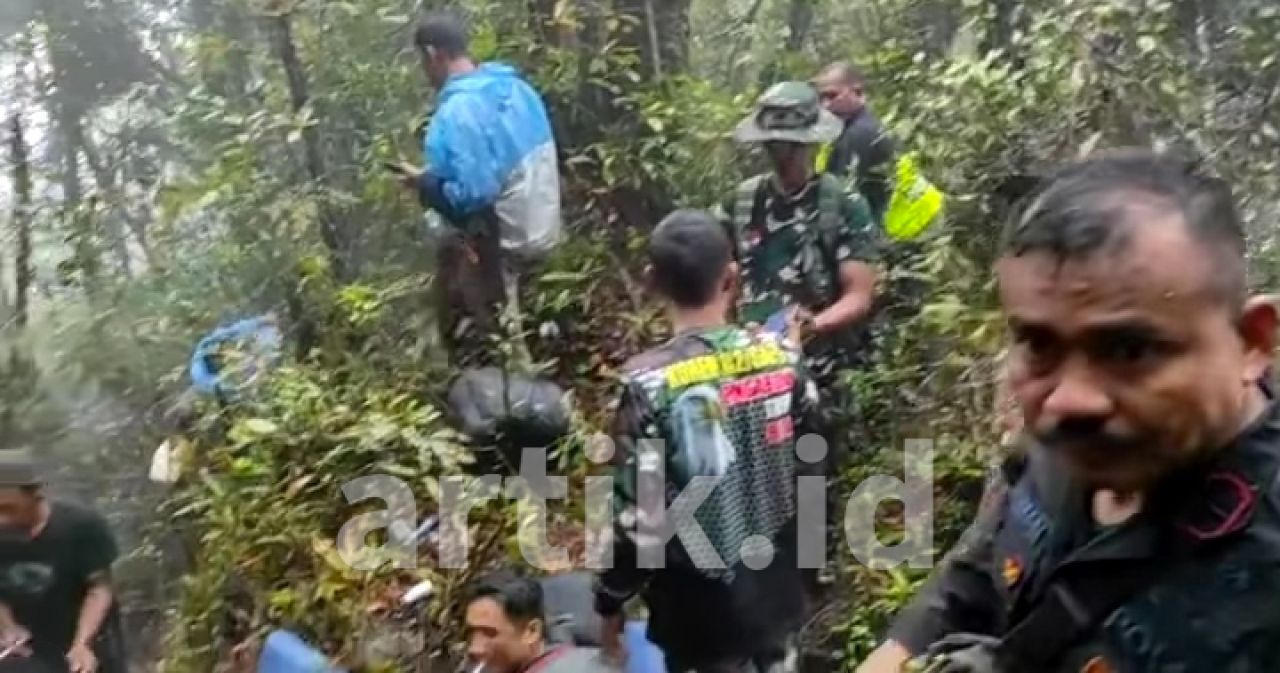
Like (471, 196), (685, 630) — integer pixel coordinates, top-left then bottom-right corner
(857, 151), (1280, 672)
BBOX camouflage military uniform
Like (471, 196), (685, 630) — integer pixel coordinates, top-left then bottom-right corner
(719, 81), (881, 590)
(720, 81), (881, 388)
(719, 173), (880, 385)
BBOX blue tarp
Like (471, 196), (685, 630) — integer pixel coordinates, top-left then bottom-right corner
(189, 315), (283, 399)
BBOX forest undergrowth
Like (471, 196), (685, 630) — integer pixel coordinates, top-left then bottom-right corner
(3, 0), (1280, 672)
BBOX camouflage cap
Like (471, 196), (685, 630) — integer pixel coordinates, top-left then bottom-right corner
(0, 448), (39, 488)
(733, 81), (842, 145)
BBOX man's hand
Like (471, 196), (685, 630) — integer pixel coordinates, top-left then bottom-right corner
(855, 639), (912, 673)
(67, 642), (98, 673)
(0, 622), (31, 659)
(907, 634), (1003, 673)
(598, 613), (626, 668)
(811, 260), (877, 334)
(787, 306), (816, 345)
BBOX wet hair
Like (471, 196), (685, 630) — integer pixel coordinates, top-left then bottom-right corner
(648, 209), (733, 308)
(466, 570), (545, 626)
(414, 12), (469, 58)
(816, 61), (866, 89)
(1003, 149), (1246, 310)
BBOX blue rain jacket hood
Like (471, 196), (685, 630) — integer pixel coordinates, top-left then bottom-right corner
(423, 62), (562, 257)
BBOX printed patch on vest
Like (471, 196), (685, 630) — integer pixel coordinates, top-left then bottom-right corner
(765, 416), (794, 445)
(763, 393), (792, 419)
(664, 343), (788, 389)
(722, 370), (796, 407)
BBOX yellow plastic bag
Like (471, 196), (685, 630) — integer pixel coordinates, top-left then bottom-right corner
(884, 152), (945, 241)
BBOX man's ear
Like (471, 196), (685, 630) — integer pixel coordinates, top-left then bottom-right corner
(642, 264), (657, 294)
(523, 617), (544, 645)
(721, 262), (742, 289)
(722, 261), (740, 295)
(1239, 295), (1278, 382)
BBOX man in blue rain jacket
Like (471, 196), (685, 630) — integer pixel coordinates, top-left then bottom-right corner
(395, 12), (562, 366)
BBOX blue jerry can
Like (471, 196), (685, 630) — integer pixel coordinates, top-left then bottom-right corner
(258, 630), (343, 673)
(622, 621), (665, 673)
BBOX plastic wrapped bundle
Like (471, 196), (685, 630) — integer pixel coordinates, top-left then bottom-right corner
(446, 367), (572, 467)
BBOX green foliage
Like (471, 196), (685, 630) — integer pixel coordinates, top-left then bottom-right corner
(825, 238), (1000, 660)
(8, 0), (1280, 670)
(162, 281), (471, 672)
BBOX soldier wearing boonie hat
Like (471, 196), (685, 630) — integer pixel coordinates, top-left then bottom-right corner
(731, 81), (845, 146)
(715, 81), (882, 593)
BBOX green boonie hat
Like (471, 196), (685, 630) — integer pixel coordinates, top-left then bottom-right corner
(733, 81), (842, 145)
(0, 448), (39, 488)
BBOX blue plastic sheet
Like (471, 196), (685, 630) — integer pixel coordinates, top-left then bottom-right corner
(623, 621), (666, 673)
(189, 315), (283, 399)
(258, 630), (344, 673)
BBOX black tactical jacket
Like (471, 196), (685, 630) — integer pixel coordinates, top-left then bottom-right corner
(890, 402), (1280, 672)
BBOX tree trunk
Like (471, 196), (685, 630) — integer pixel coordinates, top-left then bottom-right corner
(189, 0), (254, 102)
(915, 0), (961, 56)
(265, 11), (329, 358)
(39, 0), (99, 294)
(617, 0), (690, 80)
(267, 12), (349, 281)
(656, 0), (691, 74)
(10, 117), (33, 331)
(784, 0), (815, 53)
(81, 134), (137, 277)
(983, 0), (1024, 68)
(61, 115), (101, 293)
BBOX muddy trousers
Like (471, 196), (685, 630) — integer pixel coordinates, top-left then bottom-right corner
(434, 217), (533, 369)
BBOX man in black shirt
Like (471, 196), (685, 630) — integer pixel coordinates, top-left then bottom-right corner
(813, 62), (898, 222)
(0, 451), (123, 673)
